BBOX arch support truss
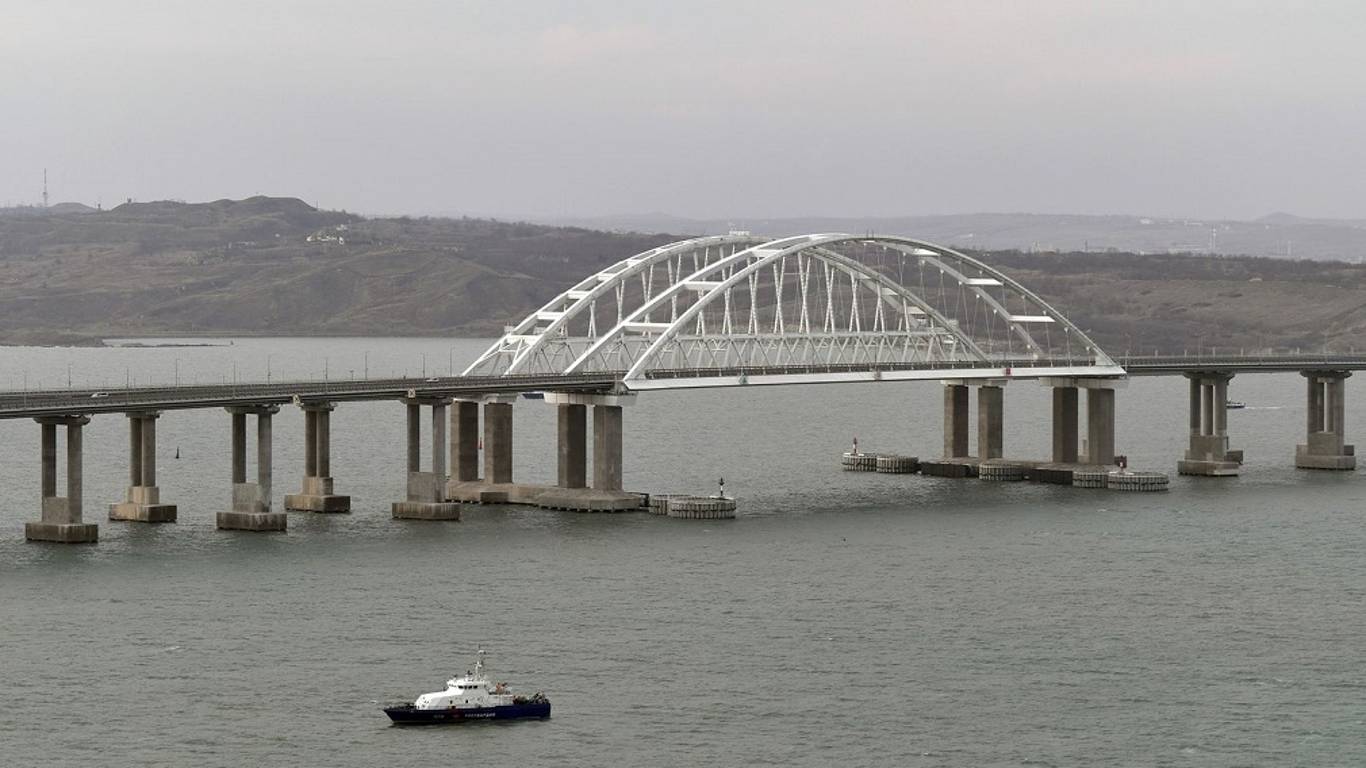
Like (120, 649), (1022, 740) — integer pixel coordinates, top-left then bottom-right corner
(467, 234), (1123, 389)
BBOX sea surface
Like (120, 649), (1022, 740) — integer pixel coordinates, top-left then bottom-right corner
(1, 338), (1362, 767)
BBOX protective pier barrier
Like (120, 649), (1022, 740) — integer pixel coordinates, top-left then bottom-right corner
(875, 455), (920, 474)
(660, 496), (737, 519)
(841, 452), (880, 471)
(978, 461), (1027, 481)
(1070, 469), (1108, 488)
(1106, 471), (1170, 491)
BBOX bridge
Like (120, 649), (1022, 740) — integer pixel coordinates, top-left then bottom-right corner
(8, 233), (1361, 543)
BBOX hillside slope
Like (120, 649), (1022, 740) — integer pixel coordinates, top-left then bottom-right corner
(0, 198), (671, 342)
(2, 197), (1365, 355)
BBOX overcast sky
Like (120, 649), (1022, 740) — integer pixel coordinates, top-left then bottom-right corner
(3, 1), (1364, 220)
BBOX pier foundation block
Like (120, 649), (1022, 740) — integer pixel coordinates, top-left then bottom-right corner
(110, 411), (177, 522)
(394, 398), (461, 520)
(1178, 372), (1242, 476)
(218, 405), (286, 532)
(285, 402), (351, 513)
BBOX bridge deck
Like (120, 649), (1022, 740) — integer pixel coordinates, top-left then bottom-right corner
(3, 355), (1364, 419)
(1118, 354), (1366, 375)
(0, 373), (620, 419)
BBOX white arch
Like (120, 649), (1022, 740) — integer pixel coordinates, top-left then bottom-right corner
(470, 233), (1121, 388)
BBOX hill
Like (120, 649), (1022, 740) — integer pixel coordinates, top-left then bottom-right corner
(2, 197), (1365, 355)
(0, 197), (671, 343)
(540, 211), (1366, 262)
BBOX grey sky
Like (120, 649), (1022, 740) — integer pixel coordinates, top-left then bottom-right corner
(3, 1), (1364, 220)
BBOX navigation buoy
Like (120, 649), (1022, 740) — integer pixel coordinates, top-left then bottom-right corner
(175, 446), (180, 460)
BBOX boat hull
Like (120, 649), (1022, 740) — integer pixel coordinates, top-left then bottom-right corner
(384, 702), (551, 725)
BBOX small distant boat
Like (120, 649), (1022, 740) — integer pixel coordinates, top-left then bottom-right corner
(383, 649), (550, 725)
(1225, 400), (1247, 409)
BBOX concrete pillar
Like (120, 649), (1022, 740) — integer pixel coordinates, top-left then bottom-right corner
(129, 416), (143, 486)
(256, 409), (273, 507)
(231, 412), (247, 484)
(976, 385), (1004, 460)
(40, 422), (57, 498)
(1085, 387), (1116, 466)
(27, 415), (98, 543)
(557, 403), (587, 488)
(484, 402), (513, 484)
(431, 401), (447, 478)
(406, 402), (421, 473)
(1297, 371), (1355, 469)
(1213, 378), (1228, 436)
(1051, 386), (1078, 464)
(942, 383), (970, 458)
(316, 408), (330, 478)
(593, 404), (623, 491)
(1330, 377), (1346, 435)
(141, 415), (157, 487)
(1188, 378), (1200, 437)
(1200, 380), (1214, 436)
(66, 421), (83, 516)
(451, 401), (480, 482)
(304, 409), (318, 478)
(1307, 376), (1323, 434)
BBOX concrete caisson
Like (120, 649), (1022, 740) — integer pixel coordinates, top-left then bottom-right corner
(1107, 471), (1169, 491)
(875, 455), (920, 474)
(842, 452), (880, 471)
(663, 495), (737, 519)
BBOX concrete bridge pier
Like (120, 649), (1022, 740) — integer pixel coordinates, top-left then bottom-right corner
(1296, 371), (1355, 470)
(483, 399), (515, 485)
(1050, 384), (1080, 463)
(393, 398), (461, 519)
(1085, 383), (1118, 465)
(976, 382), (1005, 460)
(110, 411), (177, 522)
(557, 402), (587, 489)
(936, 380), (1005, 460)
(534, 392), (640, 511)
(1041, 377), (1124, 465)
(450, 400), (480, 483)
(218, 405), (286, 531)
(26, 415), (98, 543)
(285, 402), (351, 512)
(941, 382), (971, 458)
(1178, 372), (1242, 476)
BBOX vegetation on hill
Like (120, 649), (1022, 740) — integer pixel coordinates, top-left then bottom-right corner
(1, 196), (1363, 355)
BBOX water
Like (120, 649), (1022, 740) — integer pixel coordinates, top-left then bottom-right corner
(1, 338), (1363, 767)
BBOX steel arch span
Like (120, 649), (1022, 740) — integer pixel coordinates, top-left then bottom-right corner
(466, 234), (1124, 389)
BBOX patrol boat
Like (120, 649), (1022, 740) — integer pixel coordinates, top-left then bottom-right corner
(383, 650), (550, 724)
